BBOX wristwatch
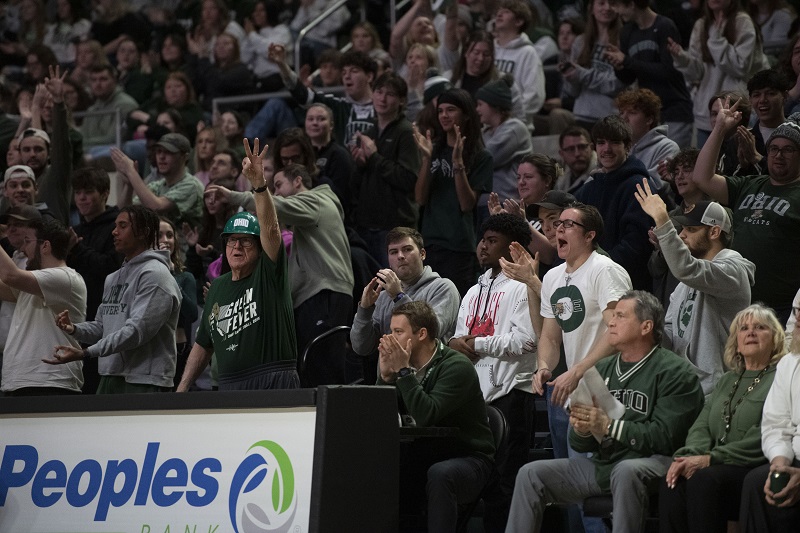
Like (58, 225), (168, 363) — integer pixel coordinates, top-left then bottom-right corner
(396, 367), (415, 379)
(393, 292), (406, 303)
(252, 183), (268, 193)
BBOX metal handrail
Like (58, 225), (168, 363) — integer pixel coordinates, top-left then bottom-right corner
(211, 86), (346, 118)
(8, 107), (124, 148)
(295, 0), (365, 71)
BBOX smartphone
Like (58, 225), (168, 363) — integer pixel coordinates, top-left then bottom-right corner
(771, 471), (789, 504)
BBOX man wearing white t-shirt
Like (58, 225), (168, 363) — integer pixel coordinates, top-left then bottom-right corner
(533, 203), (631, 449)
(0, 218), (87, 395)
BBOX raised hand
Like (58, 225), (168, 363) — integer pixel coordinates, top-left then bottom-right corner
(487, 192), (503, 215)
(500, 242), (539, 287)
(110, 147), (137, 179)
(502, 198), (526, 219)
(267, 43), (287, 64)
(412, 124), (433, 159)
(452, 123), (465, 165)
(182, 222), (199, 247)
(44, 64), (67, 104)
(713, 96), (743, 136)
(634, 178), (669, 227)
(242, 138), (269, 189)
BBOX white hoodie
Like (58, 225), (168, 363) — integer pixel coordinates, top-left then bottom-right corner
(454, 270), (537, 402)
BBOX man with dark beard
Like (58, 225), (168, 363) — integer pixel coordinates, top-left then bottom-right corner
(0, 218), (87, 395)
(635, 181), (755, 396)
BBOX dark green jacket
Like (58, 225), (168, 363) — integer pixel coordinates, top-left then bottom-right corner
(570, 346), (704, 490)
(379, 342), (495, 462)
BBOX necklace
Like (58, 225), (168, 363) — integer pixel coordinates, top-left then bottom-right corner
(719, 364), (770, 444)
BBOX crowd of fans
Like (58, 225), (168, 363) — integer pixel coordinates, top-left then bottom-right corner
(2, 0), (800, 531)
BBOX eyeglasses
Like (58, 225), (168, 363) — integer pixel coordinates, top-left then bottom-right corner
(561, 143), (590, 153)
(767, 145), (799, 157)
(225, 236), (256, 248)
(553, 219), (586, 229)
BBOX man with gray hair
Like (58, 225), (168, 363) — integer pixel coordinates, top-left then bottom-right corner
(508, 290), (704, 533)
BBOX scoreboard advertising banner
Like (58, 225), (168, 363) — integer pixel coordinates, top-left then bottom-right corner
(0, 408), (317, 533)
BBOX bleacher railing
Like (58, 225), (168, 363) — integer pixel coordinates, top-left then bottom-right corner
(295, 0), (366, 73)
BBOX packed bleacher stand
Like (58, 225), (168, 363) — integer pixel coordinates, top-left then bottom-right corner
(4, 0), (800, 530)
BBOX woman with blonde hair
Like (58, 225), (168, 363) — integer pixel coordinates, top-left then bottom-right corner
(660, 303), (785, 533)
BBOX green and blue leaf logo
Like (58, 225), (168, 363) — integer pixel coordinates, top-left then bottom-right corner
(229, 440), (297, 532)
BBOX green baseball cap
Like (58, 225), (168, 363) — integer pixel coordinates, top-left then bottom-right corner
(222, 212), (260, 236)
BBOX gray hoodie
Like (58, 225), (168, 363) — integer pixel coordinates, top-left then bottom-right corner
(74, 249), (182, 388)
(656, 221), (756, 395)
(351, 265), (460, 355)
(630, 124), (679, 187)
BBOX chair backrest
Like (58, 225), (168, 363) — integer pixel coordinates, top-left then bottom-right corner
(485, 404), (509, 451)
(300, 325), (352, 388)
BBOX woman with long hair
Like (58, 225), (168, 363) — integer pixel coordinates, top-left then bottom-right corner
(158, 217), (198, 390)
(43, 0), (91, 66)
(242, 0), (292, 92)
(404, 43), (439, 122)
(561, 0), (628, 131)
(128, 71), (204, 143)
(660, 304), (785, 533)
(414, 87), (493, 296)
(748, 0), (796, 44)
(304, 103), (354, 217)
(190, 31), (255, 111)
(669, 0), (767, 146)
(350, 21), (390, 63)
(189, 0), (247, 59)
(193, 126), (228, 186)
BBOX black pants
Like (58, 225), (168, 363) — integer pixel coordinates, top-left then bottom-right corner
(740, 461), (800, 532)
(659, 463), (752, 533)
(294, 290), (353, 386)
(483, 389), (534, 533)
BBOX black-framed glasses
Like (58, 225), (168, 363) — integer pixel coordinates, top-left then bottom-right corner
(767, 145), (799, 157)
(553, 219), (586, 229)
(225, 236), (256, 248)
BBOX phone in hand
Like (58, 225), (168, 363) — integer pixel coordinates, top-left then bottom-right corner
(771, 471), (790, 504)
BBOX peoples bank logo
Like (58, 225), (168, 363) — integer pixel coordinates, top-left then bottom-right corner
(0, 440), (300, 531)
(229, 440), (298, 533)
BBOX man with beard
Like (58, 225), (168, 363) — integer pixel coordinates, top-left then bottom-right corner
(635, 181), (755, 396)
(554, 126), (597, 194)
(449, 213), (537, 531)
(694, 100), (800, 323)
(0, 218), (87, 396)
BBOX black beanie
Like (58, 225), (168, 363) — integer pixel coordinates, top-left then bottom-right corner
(476, 77), (513, 111)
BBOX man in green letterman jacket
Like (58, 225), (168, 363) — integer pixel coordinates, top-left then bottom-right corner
(507, 290), (704, 533)
(377, 301), (495, 532)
